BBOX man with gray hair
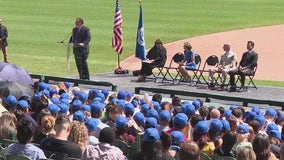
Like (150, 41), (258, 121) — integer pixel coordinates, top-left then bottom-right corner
(208, 44), (237, 91)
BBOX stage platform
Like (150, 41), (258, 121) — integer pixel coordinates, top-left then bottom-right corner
(89, 73), (284, 111)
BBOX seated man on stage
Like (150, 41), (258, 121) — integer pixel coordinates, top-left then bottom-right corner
(137, 39), (167, 82)
(228, 41), (258, 92)
(208, 44), (237, 90)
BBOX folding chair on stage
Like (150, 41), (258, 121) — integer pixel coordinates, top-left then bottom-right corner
(195, 55), (219, 86)
(161, 52), (184, 84)
(235, 64), (258, 89)
(186, 54), (201, 84)
(153, 66), (165, 82)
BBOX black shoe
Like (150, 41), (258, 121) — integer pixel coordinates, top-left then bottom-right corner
(237, 87), (245, 92)
(217, 85), (226, 91)
(229, 86), (236, 92)
(207, 83), (214, 89)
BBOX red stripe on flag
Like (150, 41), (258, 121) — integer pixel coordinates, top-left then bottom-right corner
(112, 0), (123, 54)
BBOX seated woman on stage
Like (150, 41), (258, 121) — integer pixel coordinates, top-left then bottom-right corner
(178, 42), (196, 82)
(137, 39), (167, 82)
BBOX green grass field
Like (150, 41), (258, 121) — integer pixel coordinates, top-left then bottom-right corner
(2, 0), (284, 86)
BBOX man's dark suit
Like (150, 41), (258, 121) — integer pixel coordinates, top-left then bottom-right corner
(71, 25), (91, 80)
(0, 24), (8, 62)
(228, 50), (258, 89)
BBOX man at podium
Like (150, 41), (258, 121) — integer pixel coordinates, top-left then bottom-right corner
(70, 17), (91, 80)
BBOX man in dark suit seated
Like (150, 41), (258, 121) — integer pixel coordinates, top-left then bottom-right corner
(228, 41), (258, 92)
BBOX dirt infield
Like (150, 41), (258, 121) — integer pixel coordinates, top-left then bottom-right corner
(121, 24), (284, 81)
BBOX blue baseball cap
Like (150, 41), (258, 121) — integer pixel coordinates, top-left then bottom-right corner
(209, 119), (223, 132)
(246, 111), (257, 122)
(171, 131), (185, 143)
(17, 100), (29, 109)
(269, 130), (281, 140)
(117, 99), (126, 109)
(60, 93), (70, 100)
(90, 101), (104, 113)
(229, 104), (238, 110)
(101, 89), (109, 100)
(39, 82), (48, 91)
(33, 92), (42, 100)
(64, 81), (71, 89)
(173, 113), (188, 129)
(96, 92), (106, 101)
(49, 88), (58, 97)
(73, 110), (86, 122)
(223, 110), (232, 118)
(117, 90), (127, 100)
(58, 103), (69, 114)
(143, 128), (160, 142)
(192, 99), (201, 110)
(194, 120), (209, 134)
(158, 110), (171, 122)
(47, 104), (60, 115)
(140, 103), (150, 116)
(124, 103), (134, 114)
(152, 101), (161, 112)
(255, 115), (265, 127)
(78, 92), (88, 102)
(266, 122), (278, 135)
(85, 118), (100, 132)
(145, 117), (158, 128)
(116, 116), (128, 128)
(93, 97), (103, 103)
(5, 95), (17, 106)
(83, 104), (91, 112)
(181, 103), (195, 117)
(265, 108), (277, 118)
(147, 109), (159, 119)
(221, 119), (230, 132)
(126, 91), (134, 98)
(237, 124), (249, 134)
(133, 112), (145, 126)
(50, 97), (60, 105)
(251, 106), (260, 115)
(72, 99), (83, 111)
(131, 99), (139, 108)
(109, 98), (118, 105)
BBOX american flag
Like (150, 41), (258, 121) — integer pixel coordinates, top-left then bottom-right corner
(112, 0), (123, 54)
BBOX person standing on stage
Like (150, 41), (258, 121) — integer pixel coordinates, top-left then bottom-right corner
(70, 17), (91, 80)
(0, 17), (9, 63)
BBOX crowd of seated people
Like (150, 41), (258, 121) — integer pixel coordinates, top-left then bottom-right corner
(0, 81), (283, 160)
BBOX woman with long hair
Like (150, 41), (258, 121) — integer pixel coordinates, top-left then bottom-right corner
(0, 112), (17, 142)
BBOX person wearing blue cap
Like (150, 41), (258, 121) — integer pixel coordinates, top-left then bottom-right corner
(115, 116), (136, 145)
(167, 113), (189, 142)
(232, 124), (252, 155)
(89, 101), (109, 137)
(3, 95), (18, 112)
(73, 110), (86, 122)
(268, 129), (281, 159)
(133, 112), (145, 132)
(170, 131), (185, 156)
(193, 120), (214, 158)
(157, 110), (171, 133)
(17, 100), (38, 129)
(84, 118), (100, 145)
(123, 103), (142, 134)
(264, 108), (277, 129)
(133, 128), (174, 160)
(145, 117), (158, 129)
